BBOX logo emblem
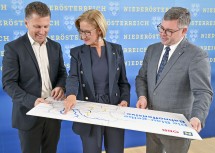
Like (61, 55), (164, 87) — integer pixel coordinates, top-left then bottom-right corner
(13, 30), (25, 40)
(191, 4), (200, 17)
(109, 2), (120, 16)
(64, 44), (75, 60)
(183, 131), (193, 136)
(109, 30), (119, 43)
(189, 29), (198, 42)
(152, 16), (162, 30)
(11, 0), (24, 15)
(63, 16), (75, 31)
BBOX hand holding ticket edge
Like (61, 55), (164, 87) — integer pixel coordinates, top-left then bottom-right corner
(34, 98), (50, 107)
(190, 117), (202, 133)
(118, 100), (128, 107)
(136, 96), (147, 109)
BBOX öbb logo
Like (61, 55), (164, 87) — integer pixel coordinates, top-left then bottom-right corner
(162, 129), (179, 133)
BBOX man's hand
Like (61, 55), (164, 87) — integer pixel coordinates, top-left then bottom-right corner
(136, 96), (147, 109)
(34, 98), (48, 106)
(51, 87), (65, 100)
(63, 95), (77, 114)
(190, 117), (202, 133)
(118, 100), (128, 107)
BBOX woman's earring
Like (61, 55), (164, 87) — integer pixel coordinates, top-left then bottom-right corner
(98, 36), (102, 42)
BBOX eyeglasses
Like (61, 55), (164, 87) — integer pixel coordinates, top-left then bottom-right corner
(157, 24), (182, 36)
(78, 28), (96, 37)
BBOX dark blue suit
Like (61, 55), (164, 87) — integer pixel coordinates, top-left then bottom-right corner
(66, 41), (130, 153)
(2, 33), (67, 153)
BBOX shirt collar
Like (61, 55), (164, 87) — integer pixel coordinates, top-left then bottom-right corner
(164, 37), (184, 51)
(27, 32), (48, 46)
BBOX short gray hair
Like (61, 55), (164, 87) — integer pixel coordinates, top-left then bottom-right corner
(163, 7), (191, 28)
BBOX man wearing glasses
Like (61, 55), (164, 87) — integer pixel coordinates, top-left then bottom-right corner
(135, 7), (213, 153)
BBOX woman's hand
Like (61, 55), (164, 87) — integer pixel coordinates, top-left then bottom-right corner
(63, 95), (77, 114)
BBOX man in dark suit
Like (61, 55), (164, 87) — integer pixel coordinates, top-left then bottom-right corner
(135, 7), (213, 153)
(2, 2), (67, 153)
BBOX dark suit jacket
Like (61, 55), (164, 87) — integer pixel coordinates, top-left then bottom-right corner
(66, 40), (130, 136)
(136, 38), (213, 127)
(2, 33), (67, 130)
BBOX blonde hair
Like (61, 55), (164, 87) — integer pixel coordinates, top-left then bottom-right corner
(75, 9), (108, 38)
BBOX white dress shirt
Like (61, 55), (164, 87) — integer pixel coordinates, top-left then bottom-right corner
(28, 33), (52, 98)
(157, 37), (184, 72)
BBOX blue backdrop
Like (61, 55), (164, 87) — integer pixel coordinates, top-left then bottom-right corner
(0, 0), (214, 152)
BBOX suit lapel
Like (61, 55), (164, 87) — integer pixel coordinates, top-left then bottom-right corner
(80, 45), (95, 97)
(152, 44), (163, 87)
(155, 39), (186, 87)
(105, 41), (117, 96)
(23, 34), (40, 74)
(79, 42), (118, 97)
(46, 41), (54, 83)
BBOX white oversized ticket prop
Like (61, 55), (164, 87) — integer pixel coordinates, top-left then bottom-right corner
(27, 98), (202, 140)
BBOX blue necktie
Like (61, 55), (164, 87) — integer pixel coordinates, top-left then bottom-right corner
(156, 46), (171, 83)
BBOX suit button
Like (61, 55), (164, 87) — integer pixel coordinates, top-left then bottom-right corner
(82, 84), (85, 87)
(85, 97), (88, 100)
(115, 93), (118, 96)
(81, 71), (83, 74)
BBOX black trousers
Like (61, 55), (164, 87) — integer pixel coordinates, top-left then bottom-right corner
(81, 125), (124, 153)
(18, 117), (61, 153)
(80, 93), (125, 153)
